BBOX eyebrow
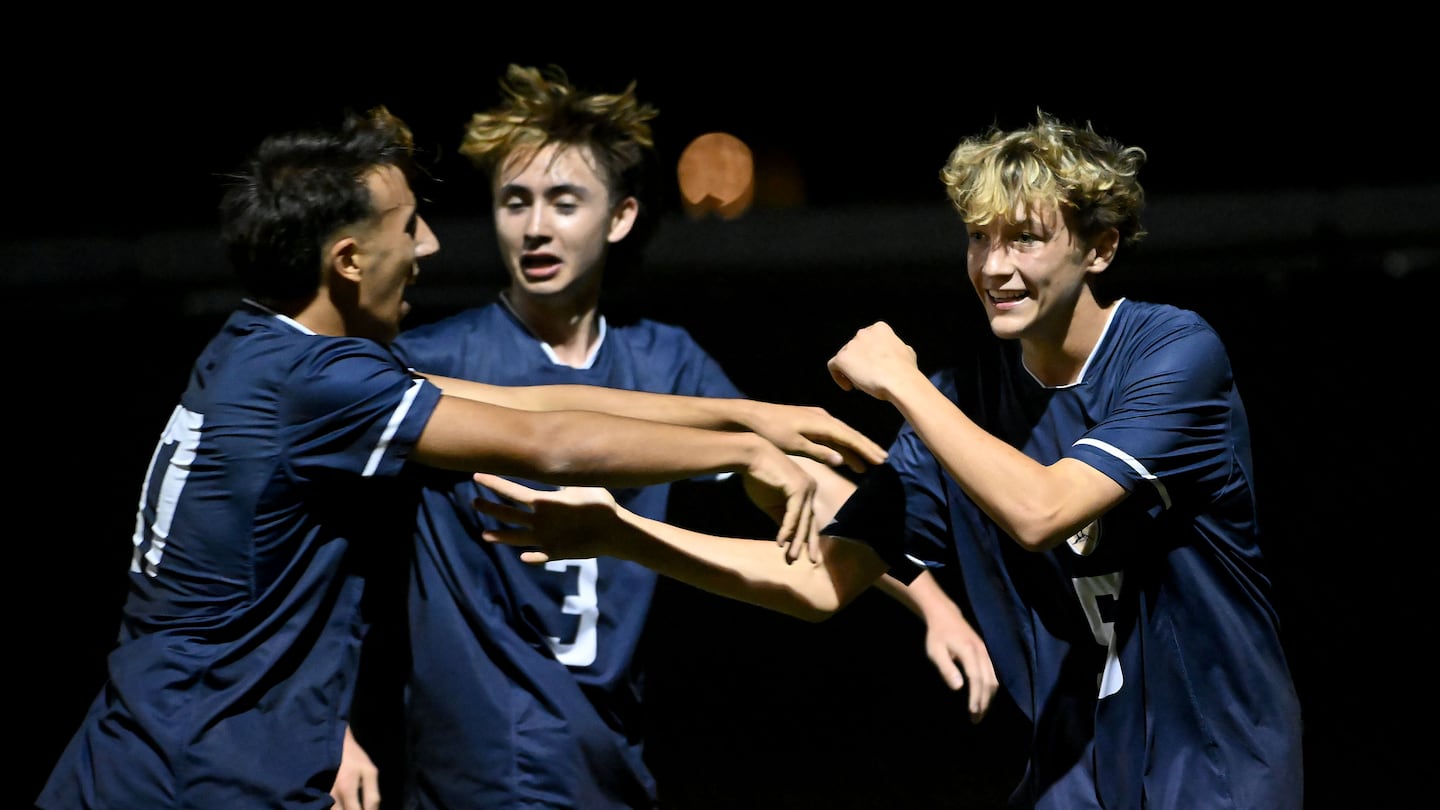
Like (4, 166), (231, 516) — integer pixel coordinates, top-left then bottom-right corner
(498, 182), (590, 199)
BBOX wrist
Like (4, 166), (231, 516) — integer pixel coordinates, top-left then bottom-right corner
(720, 397), (759, 432)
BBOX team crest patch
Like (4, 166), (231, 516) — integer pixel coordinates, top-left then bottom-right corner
(1066, 520), (1100, 556)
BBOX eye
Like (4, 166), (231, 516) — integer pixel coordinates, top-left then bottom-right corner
(497, 188), (531, 212)
(553, 199), (579, 214)
(404, 212), (419, 238)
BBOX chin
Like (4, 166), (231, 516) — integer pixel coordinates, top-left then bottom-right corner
(987, 314), (1026, 341)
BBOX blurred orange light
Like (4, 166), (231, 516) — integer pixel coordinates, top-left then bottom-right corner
(677, 132), (755, 220)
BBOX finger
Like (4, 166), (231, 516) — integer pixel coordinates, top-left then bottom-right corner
(955, 651), (996, 722)
(481, 527), (537, 548)
(775, 492), (802, 559)
(932, 651), (965, 692)
(481, 530), (553, 565)
(827, 362), (853, 391)
(833, 429), (888, 467)
(811, 431), (888, 470)
(473, 472), (533, 501)
(473, 499), (534, 527)
(364, 781), (381, 810)
(518, 549), (552, 565)
(786, 496), (815, 565)
(795, 496), (818, 564)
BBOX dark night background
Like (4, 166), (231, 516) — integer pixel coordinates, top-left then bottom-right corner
(8, 27), (1434, 808)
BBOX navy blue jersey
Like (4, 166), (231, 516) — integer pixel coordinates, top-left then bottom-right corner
(828, 299), (1302, 810)
(37, 301), (443, 810)
(387, 302), (744, 809)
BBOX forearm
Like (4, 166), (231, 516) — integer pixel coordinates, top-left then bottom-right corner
(884, 372), (1095, 550)
(423, 373), (754, 429)
(416, 396), (765, 487)
(875, 569), (953, 622)
(609, 511), (882, 622)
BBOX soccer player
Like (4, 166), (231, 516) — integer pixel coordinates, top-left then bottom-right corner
(473, 110), (1305, 809)
(34, 105), (888, 810)
(339, 64), (996, 810)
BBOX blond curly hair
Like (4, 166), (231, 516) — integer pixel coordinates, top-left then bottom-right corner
(941, 110), (1148, 246)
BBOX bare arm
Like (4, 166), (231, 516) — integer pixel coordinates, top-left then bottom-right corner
(827, 322), (1126, 551)
(872, 572), (998, 722)
(472, 473), (889, 622)
(421, 373), (887, 473)
(475, 468), (996, 719)
(784, 456), (998, 720)
(414, 395), (818, 547)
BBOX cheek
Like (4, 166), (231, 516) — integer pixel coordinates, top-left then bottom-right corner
(965, 253), (984, 284)
(494, 216), (524, 248)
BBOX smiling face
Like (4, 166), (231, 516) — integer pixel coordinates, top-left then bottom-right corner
(965, 201), (1114, 348)
(492, 142), (637, 308)
(347, 163), (439, 343)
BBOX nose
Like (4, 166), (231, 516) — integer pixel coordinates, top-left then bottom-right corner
(415, 215), (440, 259)
(523, 203), (550, 245)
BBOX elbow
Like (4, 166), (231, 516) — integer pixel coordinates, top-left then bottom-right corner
(791, 596), (845, 623)
(1006, 515), (1092, 553)
(1010, 526), (1058, 553)
(764, 571), (854, 623)
(765, 586), (842, 624)
(995, 503), (1068, 552)
(793, 569), (870, 622)
(791, 605), (834, 623)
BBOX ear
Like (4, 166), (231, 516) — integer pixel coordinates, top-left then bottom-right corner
(1085, 227), (1119, 275)
(606, 196), (639, 244)
(329, 234), (364, 283)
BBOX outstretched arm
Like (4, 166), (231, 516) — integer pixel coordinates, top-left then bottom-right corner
(415, 395), (819, 549)
(472, 473), (889, 622)
(421, 373), (887, 473)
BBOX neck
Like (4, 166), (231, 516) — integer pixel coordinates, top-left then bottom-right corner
(262, 294), (344, 337)
(1020, 296), (1119, 387)
(501, 289), (602, 367)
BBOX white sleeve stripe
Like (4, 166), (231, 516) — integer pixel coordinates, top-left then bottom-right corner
(1073, 437), (1171, 509)
(363, 379), (425, 477)
(904, 553), (946, 569)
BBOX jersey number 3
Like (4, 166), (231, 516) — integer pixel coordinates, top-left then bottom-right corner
(544, 558), (599, 667)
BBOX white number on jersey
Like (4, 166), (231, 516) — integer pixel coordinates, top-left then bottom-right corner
(544, 557), (599, 667)
(1072, 570), (1124, 699)
(130, 405), (203, 577)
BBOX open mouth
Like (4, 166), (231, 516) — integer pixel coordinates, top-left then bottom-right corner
(519, 253), (559, 271)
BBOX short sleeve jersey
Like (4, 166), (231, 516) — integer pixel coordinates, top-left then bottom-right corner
(387, 302), (744, 810)
(827, 299), (1303, 810)
(37, 301), (444, 810)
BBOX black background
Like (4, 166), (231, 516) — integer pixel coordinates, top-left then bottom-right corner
(10, 25), (1434, 809)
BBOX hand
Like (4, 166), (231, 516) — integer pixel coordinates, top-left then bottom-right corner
(739, 401), (887, 473)
(827, 322), (920, 401)
(330, 724), (380, 810)
(473, 474), (624, 564)
(739, 444), (820, 564)
(923, 605), (998, 724)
